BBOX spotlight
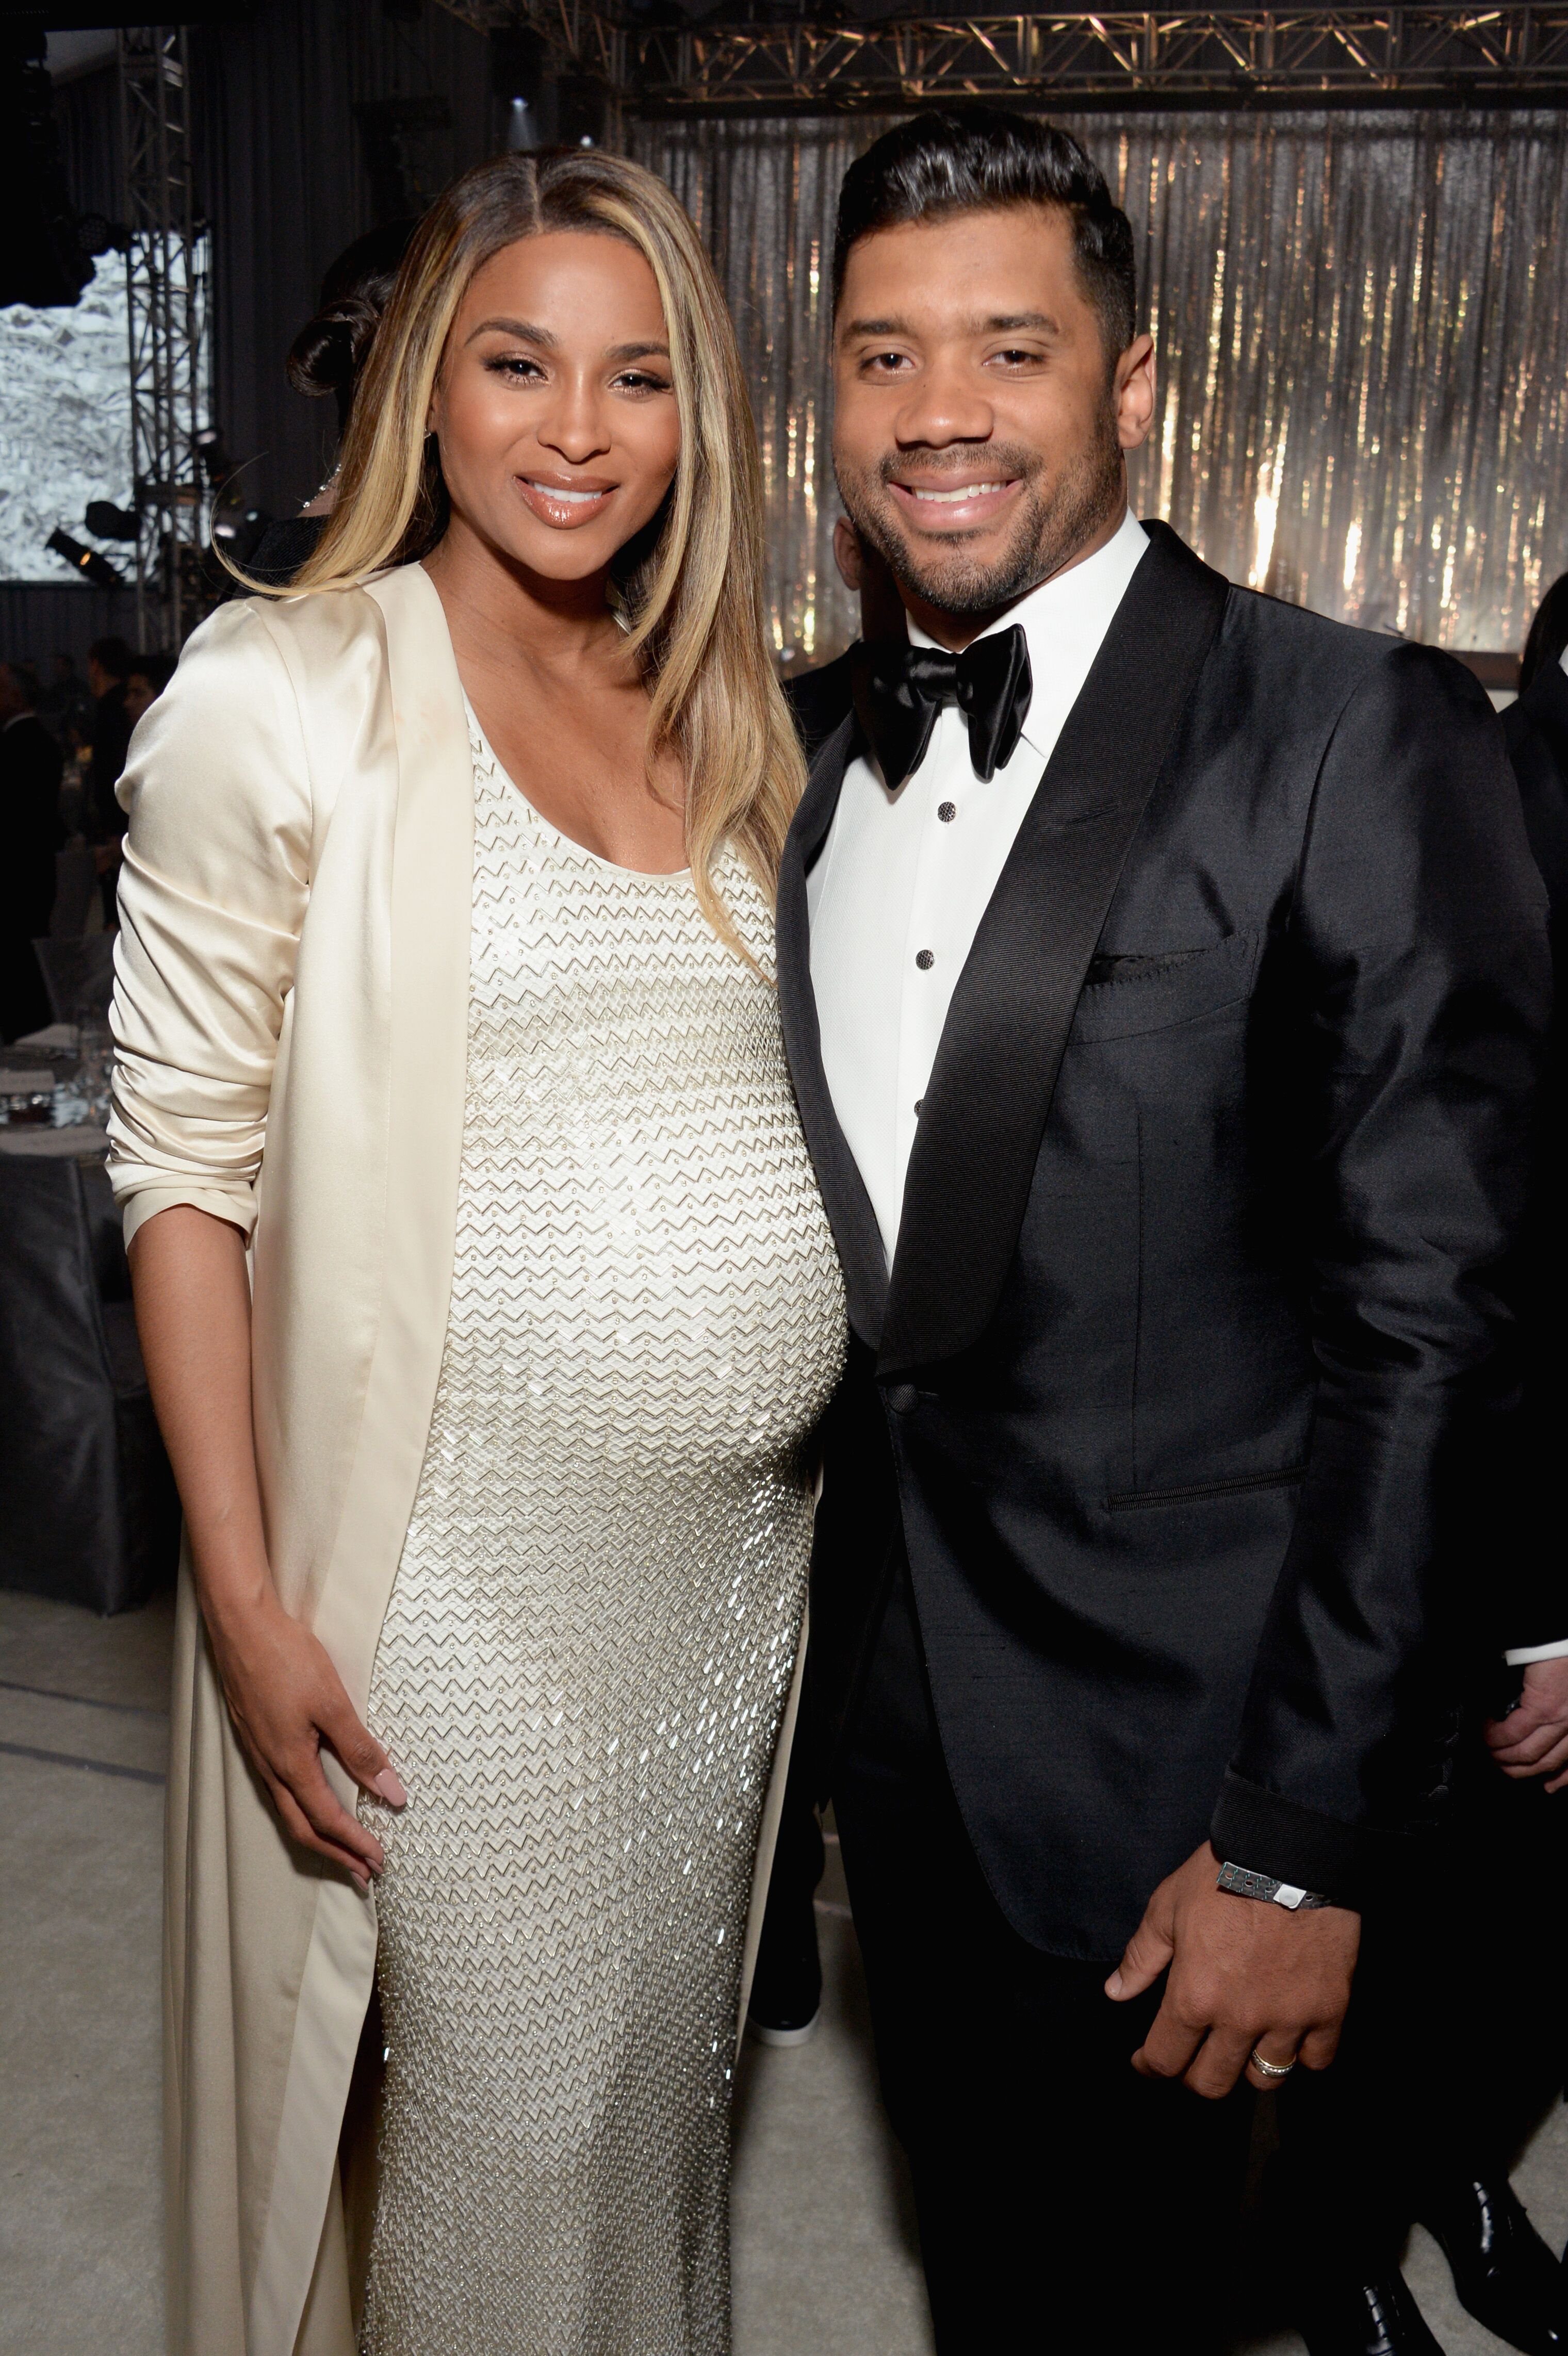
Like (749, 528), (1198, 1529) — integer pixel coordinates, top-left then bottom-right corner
(558, 75), (610, 150)
(210, 505), (272, 565)
(85, 499), (138, 542)
(46, 527), (127, 591)
(194, 427), (237, 489)
(491, 27), (546, 150)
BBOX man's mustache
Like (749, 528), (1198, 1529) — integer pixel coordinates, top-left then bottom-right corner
(873, 444), (1043, 489)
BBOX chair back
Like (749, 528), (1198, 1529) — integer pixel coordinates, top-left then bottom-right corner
(50, 845), (97, 940)
(34, 934), (116, 1024)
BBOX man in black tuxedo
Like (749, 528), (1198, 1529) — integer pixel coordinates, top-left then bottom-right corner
(0, 661), (64, 1040)
(85, 634), (134, 929)
(1262, 576), (1568, 2356)
(776, 108), (1549, 2352)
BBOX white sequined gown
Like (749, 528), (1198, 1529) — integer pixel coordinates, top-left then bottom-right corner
(357, 710), (845, 2356)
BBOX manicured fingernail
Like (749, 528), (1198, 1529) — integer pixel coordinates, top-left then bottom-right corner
(1106, 1971), (1122, 1996)
(373, 1768), (408, 1807)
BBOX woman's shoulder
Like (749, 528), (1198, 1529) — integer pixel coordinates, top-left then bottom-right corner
(122, 574), (424, 847)
(191, 572), (395, 678)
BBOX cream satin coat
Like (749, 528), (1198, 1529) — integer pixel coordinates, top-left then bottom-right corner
(108, 565), (799, 2356)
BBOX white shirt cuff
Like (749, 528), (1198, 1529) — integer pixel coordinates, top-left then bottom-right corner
(1504, 1638), (1568, 1666)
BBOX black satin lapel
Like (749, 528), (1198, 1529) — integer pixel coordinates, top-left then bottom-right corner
(878, 523), (1231, 1376)
(775, 709), (891, 1347)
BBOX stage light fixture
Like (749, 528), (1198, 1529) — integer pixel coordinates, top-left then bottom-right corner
(0, 39), (93, 307)
(210, 504), (271, 566)
(491, 27), (546, 151)
(558, 75), (610, 150)
(194, 426), (237, 488)
(85, 500), (138, 543)
(46, 527), (127, 592)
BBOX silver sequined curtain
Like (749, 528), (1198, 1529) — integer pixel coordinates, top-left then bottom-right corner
(633, 110), (1568, 666)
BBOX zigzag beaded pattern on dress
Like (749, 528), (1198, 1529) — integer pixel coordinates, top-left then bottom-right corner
(357, 708), (846, 2356)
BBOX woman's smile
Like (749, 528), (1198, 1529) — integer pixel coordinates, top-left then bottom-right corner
(514, 470), (618, 529)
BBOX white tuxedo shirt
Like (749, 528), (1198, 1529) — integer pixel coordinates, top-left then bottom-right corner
(806, 508), (1149, 1267)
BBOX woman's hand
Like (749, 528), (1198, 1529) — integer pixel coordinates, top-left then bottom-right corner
(206, 1591), (405, 1891)
(126, 1204), (406, 1892)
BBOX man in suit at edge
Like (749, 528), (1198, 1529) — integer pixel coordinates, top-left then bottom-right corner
(775, 106), (1550, 2353)
(0, 661), (65, 1041)
(1260, 572), (1568, 2356)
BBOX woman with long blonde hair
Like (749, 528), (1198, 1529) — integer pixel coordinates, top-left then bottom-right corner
(109, 149), (845, 2356)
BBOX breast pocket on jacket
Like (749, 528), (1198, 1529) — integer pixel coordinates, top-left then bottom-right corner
(1070, 930), (1263, 1044)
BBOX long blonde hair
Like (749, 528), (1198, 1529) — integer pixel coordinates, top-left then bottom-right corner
(247, 151), (804, 949)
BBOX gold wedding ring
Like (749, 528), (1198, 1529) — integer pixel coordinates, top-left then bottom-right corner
(1249, 2048), (1296, 2080)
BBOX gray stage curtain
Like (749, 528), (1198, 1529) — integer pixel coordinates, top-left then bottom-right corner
(53, 60), (123, 230)
(634, 109), (1568, 667)
(47, 11), (494, 532)
(189, 0), (494, 519)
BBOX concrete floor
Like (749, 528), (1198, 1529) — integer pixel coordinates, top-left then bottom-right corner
(3, 1583), (1565, 2356)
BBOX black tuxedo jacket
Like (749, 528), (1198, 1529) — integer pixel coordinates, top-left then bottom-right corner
(777, 522), (1550, 1958)
(782, 649), (856, 765)
(0, 712), (65, 1041)
(1503, 658), (1568, 1655)
(1, 713), (64, 926)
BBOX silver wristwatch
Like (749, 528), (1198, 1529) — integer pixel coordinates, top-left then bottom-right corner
(1216, 1860), (1331, 1911)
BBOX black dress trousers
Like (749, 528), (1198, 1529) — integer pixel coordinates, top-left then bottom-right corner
(834, 1555), (1254, 2355)
(1271, 1740), (1568, 2276)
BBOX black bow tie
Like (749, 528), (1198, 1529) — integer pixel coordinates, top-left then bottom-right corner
(850, 625), (1032, 792)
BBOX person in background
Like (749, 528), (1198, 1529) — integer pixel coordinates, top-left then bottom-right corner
(1270, 1656), (1568, 2354)
(123, 650), (175, 728)
(1264, 563), (1568, 2356)
(38, 649), (90, 747)
(244, 218), (418, 588)
(1446, 561), (1568, 2351)
(57, 713), (92, 840)
(1508, 569), (1568, 908)
(0, 660), (65, 1040)
(85, 634), (134, 927)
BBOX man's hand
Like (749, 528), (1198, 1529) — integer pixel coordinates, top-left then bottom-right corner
(1105, 1843), (1361, 2098)
(1486, 1658), (1568, 1790)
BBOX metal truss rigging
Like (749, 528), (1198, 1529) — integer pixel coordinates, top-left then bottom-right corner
(440, 0), (626, 93)
(440, 3), (1568, 117)
(119, 24), (211, 646)
(634, 7), (1568, 113)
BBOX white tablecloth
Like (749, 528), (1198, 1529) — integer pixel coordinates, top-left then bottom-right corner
(0, 1124), (108, 1158)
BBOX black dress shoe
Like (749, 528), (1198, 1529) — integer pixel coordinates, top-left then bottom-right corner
(744, 1902), (823, 2048)
(1419, 2177), (1568, 2356)
(1296, 2273), (1445, 2356)
(744, 1945), (821, 2046)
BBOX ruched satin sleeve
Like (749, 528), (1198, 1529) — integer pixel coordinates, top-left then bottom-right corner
(107, 599), (313, 1247)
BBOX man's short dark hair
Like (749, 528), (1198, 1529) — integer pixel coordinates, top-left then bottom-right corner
(832, 106), (1137, 361)
(88, 634), (135, 681)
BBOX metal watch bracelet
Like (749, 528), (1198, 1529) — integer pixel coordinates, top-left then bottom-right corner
(1216, 1860), (1332, 1911)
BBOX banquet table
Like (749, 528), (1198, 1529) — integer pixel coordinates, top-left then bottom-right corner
(0, 1122), (178, 1613)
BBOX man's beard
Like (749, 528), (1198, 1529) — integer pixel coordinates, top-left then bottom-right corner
(836, 401), (1124, 622)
